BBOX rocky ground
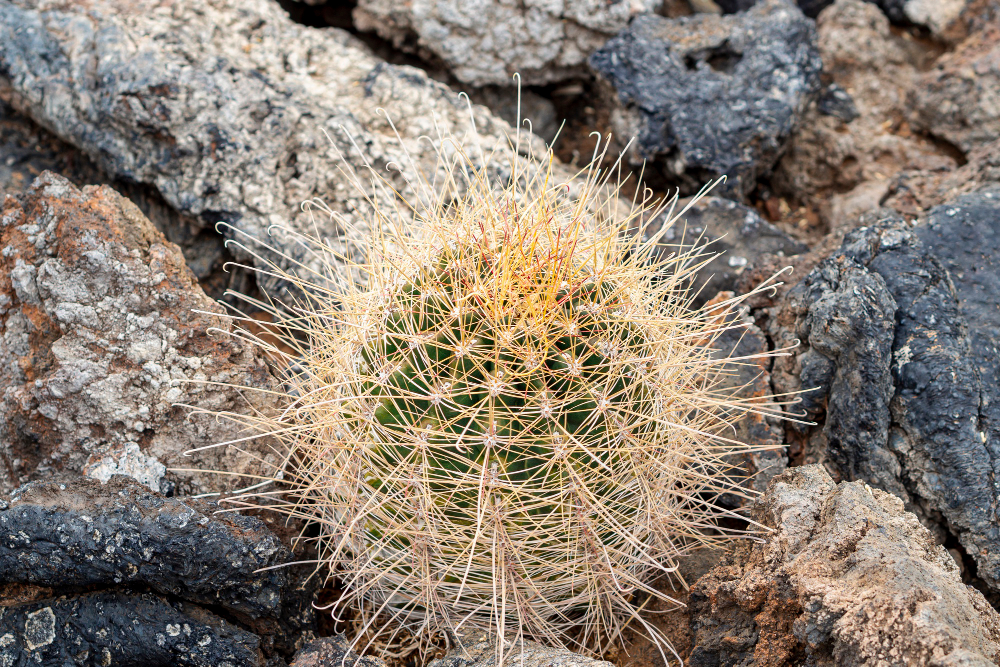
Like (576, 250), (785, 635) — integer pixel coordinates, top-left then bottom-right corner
(2, 0), (1000, 665)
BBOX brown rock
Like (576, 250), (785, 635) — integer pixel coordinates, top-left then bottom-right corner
(910, 19), (1000, 155)
(689, 465), (1000, 666)
(0, 172), (278, 495)
(774, 0), (955, 230)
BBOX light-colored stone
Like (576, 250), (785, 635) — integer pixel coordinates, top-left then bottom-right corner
(353, 0), (661, 86)
(0, 172), (278, 496)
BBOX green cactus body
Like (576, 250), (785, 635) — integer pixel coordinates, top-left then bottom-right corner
(349, 241), (662, 598)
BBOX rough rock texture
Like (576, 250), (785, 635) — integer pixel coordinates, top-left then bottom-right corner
(589, 0), (822, 200)
(0, 591), (266, 666)
(885, 137), (1000, 215)
(353, 0), (660, 87)
(689, 465), (1000, 666)
(774, 0), (956, 230)
(0, 172), (277, 496)
(711, 300), (789, 499)
(290, 636), (386, 667)
(0, 0), (539, 292)
(767, 193), (1000, 591)
(650, 196), (808, 305)
(430, 634), (615, 667)
(0, 476), (289, 622)
(0, 476), (316, 664)
(910, 18), (1000, 155)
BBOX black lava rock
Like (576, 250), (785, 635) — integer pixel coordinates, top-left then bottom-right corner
(0, 476), (287, 621)
(589, 0), (822, 200)
(817, 83), (860, 123)
(0, 475), (316, 661)
(777, 190), (1000, 591)
(0, 591), (265, 666)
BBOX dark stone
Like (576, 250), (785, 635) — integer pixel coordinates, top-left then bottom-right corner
(0, 475), (287, 621)
(589, 0), (822, 200)
(714, 0), (835, 18)
(770, 191), (1000, 591)
(870, 0), (909, 23)
(651, 196), (808, 306)
(816, 83), (860, 123)
(0, 590), (266, 666)
(0, 475), (316, 658)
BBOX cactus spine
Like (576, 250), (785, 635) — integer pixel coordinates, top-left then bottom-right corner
(210, 119), (786, 664)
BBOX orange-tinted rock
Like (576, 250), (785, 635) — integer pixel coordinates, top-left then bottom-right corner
(0, 172), (278, 495)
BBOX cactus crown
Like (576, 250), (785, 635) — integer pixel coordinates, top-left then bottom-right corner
(204, 115), (787, 665)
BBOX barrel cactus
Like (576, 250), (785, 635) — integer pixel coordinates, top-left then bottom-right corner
(212, 127), (785, 663)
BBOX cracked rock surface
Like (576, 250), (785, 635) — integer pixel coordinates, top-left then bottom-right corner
(352, 0), (660, 87)
(768, 191), (1000, 592)
(0, 475), (314, 664)
(689, 465), (1000, 666)
(589, 0), (822, 200)
(0, 171), (277, 496)
(0, 0), (540, 294)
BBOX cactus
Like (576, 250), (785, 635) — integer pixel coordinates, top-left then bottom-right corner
(209, 122), (787, 664)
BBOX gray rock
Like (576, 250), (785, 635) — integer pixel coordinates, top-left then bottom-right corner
(689, 465), (1000, 666)
(430, 634), (614, 667)
(290, 636), (385, 667)
(0, 0), (537, 294)
(768, 192), (1000, 591)
(649, 196), (808, 306)
(0, 172), (278, 496)
(0, 591), (266, 666)
(589, 0), (822, 200)
(352, 0), (661, 87)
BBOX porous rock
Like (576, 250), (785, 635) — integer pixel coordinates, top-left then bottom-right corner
(0, 591), (266, 666)
(910, 17), (1000, 154)
(0, 171), (277, 496)
(0, 0), (539, 293)
(767, 192), (1000, 591)
(589, 0), (822, 200)
(429, 633), (614, 667)
(885, 138), (1000, 215)
(353, 0), (660, 87)
(773, 0), (956, 230)
(290, 636), (386, 667)
(0, 476), (288, 621)
(689, 465), (1000, 666)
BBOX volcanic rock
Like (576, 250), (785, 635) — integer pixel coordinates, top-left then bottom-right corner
(589, 0), (822, 200)
(689, 465), (1000, 666)
(0, 172), (277, 496)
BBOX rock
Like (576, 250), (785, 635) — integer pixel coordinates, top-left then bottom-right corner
(429, 634), (615, 667)
(689, 465), (1000, 666)
(650, 196), (808, 305)
(352, 0), (660, 87)
(0, 475), (315, 660)
(0, 476), (288, 621)
(766, 193), (1000, 591)
(0, 0), (538, 294)
(589, 0), (822, 200)
(0, 591), (267, 666)
(910, 18), (1000, 154)
(709, 296), (789, 499)
(884, 138), (1000, 214)
(0, 172), (278, 496)
(290, 636), (386, 667)
(0, 99), (103, 201)
(773, 0), (956, 231)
